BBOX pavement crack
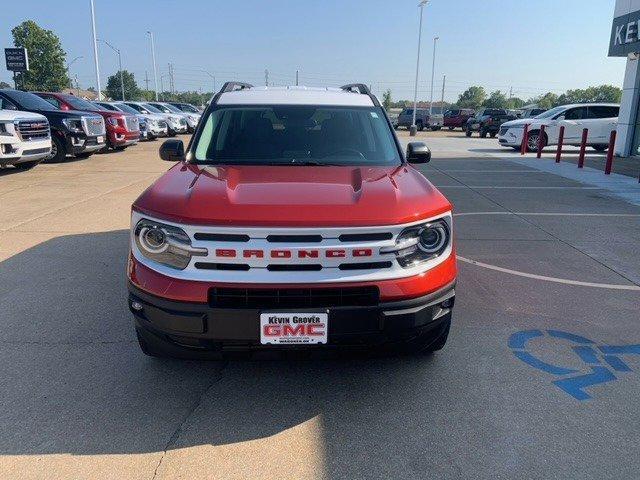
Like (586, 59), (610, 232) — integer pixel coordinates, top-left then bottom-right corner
(151, 360), (228, 480)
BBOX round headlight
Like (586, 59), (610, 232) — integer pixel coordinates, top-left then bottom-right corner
(139, 226), (168, 253)
(418, 223), (448, 254)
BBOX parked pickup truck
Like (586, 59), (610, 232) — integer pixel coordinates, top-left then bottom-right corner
(0, 89), (106, 162)
(36, 92), (139, 151)
(444, 108), (474, 130)
(0, 109), (51, 170)
(396, 108), (444, 131)
(127, 82), (457, 359)
(465, 108), (517, 138)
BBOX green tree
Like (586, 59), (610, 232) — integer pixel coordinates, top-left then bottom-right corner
(482, 90), (508, 108)
(530, 92), (559, 110)
(456, 86), (486, 109)
(0, 81), (11, 89)
(382, 89), (392, 110)
(557, 85), (622, 104)
(506, 97), (525, 109)
(105, 70), (141, 100)
(11, 20), (69, 91)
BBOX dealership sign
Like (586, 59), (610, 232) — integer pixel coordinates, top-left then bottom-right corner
(4, 47), (29, 72)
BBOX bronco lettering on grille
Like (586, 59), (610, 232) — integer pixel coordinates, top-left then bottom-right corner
(214, 249), (373, 259)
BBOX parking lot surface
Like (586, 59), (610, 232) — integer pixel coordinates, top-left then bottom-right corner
(1, 132), (640, 479)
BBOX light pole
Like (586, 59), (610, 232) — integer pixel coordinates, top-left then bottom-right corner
(67, 55), (83, 88)
(429, 36), (439, 116)
(411, 0), (428, 137)
(89, 0), (101, 100)
(98, 39), (124, 100)
(147, 31), (159, 101)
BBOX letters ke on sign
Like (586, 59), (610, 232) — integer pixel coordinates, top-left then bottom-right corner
(4, 48), (29, 72)
(609, 10), (640, 57)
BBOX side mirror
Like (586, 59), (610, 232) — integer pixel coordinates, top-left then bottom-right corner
(159, 139), (185, 162)
(406, 142), (431, 164)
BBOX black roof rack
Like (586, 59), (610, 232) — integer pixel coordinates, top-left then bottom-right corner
(340, 83), (371, 95)
(220, 82), (254, 93)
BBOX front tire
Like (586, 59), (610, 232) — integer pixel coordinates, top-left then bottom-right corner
(416, 121), (424, 132)
(448, 126), (455, 130)
(526, 130), (547, 152)
(465, 127), (472, 137)
(45, 136), (66, 163)
(592, 145), (607, 152)
(479, 128), (488, 138)
(75, 152), (93, 159)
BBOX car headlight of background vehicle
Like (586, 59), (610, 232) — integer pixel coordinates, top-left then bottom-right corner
(134, 219), (207, 269)
(0, 121), (14, 136)
(62, 118), (84, 133)
(380, 218), (451, 268)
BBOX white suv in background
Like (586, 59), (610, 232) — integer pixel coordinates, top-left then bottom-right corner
(0, 109), (51, 170)
(498, 103), (619, 152)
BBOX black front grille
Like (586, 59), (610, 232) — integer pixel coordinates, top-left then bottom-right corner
(210, 286), (380, 308)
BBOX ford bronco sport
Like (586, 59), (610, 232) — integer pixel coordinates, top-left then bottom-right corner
(127, 83), (457, 359)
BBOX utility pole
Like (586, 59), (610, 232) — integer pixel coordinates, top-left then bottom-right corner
(147, 31), (159, 101)
(295, 70), (299, 86)
(89, 0), (101, 100)
(509, 86), (513, 99)
(144, 71), (150, 93)
(440, 75), (446, 113)
(98, 39), (124, 100)
(429, 36), (439, 116)
(265, 69), (269, 87)
(411, 0), (428, 137)
(168, 63), (174, 94)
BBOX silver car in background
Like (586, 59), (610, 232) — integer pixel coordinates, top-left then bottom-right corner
(147, 102), (200, 133)
(122, 101), (187, 136)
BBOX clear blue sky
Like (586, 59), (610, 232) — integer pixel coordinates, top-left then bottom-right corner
(0, 0), (626, 102)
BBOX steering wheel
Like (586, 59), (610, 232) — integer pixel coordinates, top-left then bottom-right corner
(320, 148), (366, 159)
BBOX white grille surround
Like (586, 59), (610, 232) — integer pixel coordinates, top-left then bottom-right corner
(130, 210), (454, 284)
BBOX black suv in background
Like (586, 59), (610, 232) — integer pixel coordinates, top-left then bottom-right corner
(465, 108), (517, 138)
(0, 89), (106, 162)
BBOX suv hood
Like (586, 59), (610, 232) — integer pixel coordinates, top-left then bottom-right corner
(134, 164), (452, 227)
(0, 110), (47, 121)
(502, 118), (542, 128)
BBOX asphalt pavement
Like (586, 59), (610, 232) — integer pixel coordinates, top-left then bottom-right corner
(1, 131), (639, 479)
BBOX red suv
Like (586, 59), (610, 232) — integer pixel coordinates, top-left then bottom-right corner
(127, 83), (456, 359)
(444, 108), (475, 130)
(35, 92), (140, 150)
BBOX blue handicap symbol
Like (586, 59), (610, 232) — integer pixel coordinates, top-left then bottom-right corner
(509, 329), (640, 401)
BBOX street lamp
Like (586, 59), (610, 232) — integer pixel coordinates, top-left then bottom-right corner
(67, 55), (83, 89)
(411, 0), (429, 137)
(429, 36), (439, 116)
(89, 0), (101, 100)
(98, 39), (124, 100)
(147, 31), (159, 101)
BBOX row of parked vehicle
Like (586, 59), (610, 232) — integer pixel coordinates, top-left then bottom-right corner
(0, 88), (202, 171)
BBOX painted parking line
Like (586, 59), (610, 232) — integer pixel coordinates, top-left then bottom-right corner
(457, 256), (640, 291)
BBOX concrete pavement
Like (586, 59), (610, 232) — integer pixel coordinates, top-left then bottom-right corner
(1, 132), (639, 479)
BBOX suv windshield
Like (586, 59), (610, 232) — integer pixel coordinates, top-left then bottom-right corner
(114, 103), (141, 115)
(63, 95), (98, 111)
(161, 103), (183, 113)
(177, 104), (199, 113)
(142, 103), (163, 114)
(194, 105), (400, 166)
(4, 90), (57, 111)
(534, 106), (566, 119)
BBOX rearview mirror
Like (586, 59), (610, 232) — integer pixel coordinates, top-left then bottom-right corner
(159, 139), (185, 162)
(406, 142), (431, 164)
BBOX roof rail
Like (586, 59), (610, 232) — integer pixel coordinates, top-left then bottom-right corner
(220, 82), (254, 93)
(340, 83), (371, 95)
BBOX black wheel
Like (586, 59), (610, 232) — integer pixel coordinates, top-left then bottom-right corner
(167, 128), (177, 137)
(592, 145), (607, 152)
(465, 127), (472, 137)
(416, 121), (424, 132)
(448, 126), (455, 130)
(526, 130), (547, 152)
(44, 136), (66, 163)
(479, 128), (488, 138)
(403, 317), (451, 355)
(13, 160), (40, 170)
(114, 145), (127, 151)
(75, 152), (93, 159)
(431, 126), (441, 131)
(490, 131), (497, 138)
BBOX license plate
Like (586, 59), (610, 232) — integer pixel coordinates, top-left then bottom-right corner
(97, 136), (104, 143)
(260, 312), (328, 345)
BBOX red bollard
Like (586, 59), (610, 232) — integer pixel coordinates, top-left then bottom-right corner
(555, 126), (565, 163)
(577, 128), (588, 168)
(536, 125), (546, 158)
(520, 124), (529, 155)
(604, 130), (617, 175)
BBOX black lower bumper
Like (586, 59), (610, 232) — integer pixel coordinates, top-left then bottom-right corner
(128, 282), (455, 350)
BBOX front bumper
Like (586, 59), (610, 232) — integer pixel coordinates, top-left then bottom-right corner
(108, 130), (140, 147)
(128, 280), (455, 350)
(498, 128), (524, 147)
(0, 137), (51, 165)
(67, 134), (106, 155)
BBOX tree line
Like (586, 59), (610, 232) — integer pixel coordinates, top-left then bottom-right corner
(383, 84), (622, 112)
